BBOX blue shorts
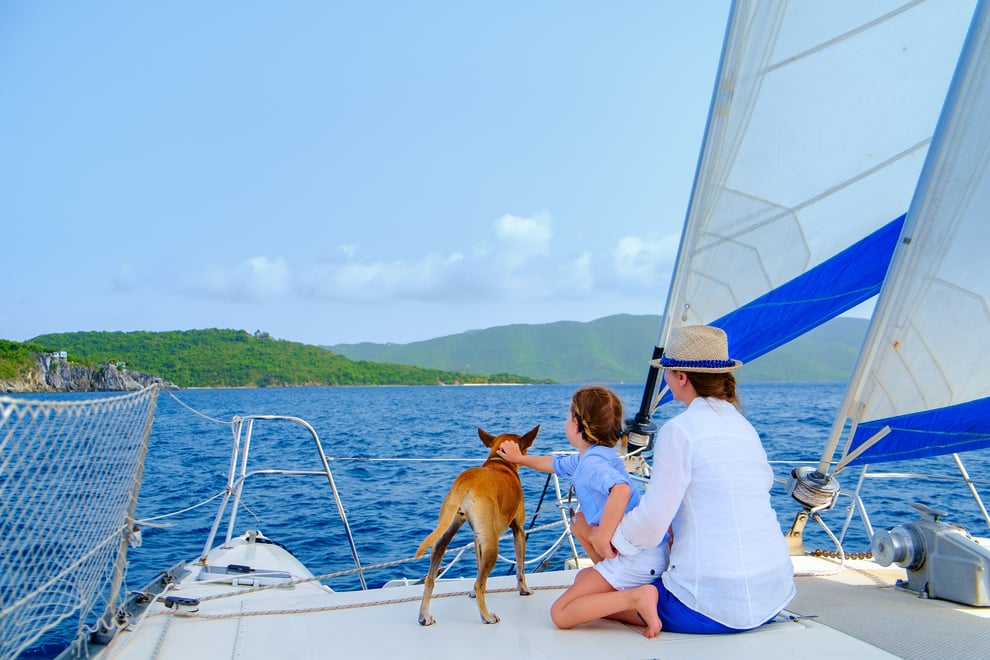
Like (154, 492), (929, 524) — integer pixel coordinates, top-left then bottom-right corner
(652, 578), (751, 634)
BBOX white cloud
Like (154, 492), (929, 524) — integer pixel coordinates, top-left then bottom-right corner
(611, 234), (679, 285)
(304, 252), (471, 301)
(186, 256), (291, 301)
(173, 215), (680, 308)
(494, 212), (552, 258)
(237, 257), (291, 299)
(301, 212), (560, 302)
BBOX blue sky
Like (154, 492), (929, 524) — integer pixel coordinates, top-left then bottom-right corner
(2, 2), (732, 346)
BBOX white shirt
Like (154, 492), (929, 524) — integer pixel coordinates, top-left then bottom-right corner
(612, 397), (795, 629)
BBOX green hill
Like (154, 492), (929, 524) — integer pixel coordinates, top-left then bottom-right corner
(327, 314), (869, 383)
(26, 329), (543, 388)
(0, 339), (54, 379)
(20, 315), (870, 389)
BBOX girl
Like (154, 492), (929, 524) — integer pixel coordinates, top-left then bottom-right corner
(497, 385), (669, 635)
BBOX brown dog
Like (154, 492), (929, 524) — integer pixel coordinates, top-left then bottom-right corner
(415, 426), (539, 625)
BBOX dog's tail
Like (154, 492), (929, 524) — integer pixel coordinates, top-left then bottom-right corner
(414, 494), (463, 558)
(414, 530), (441, 559)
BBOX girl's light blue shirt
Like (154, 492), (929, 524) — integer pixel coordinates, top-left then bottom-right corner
(552, 444), (639, 525)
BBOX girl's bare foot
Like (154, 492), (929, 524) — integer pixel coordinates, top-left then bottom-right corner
(631, 585), (661, 638)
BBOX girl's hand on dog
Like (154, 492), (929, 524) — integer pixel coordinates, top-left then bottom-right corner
(496, 440), (524, 463)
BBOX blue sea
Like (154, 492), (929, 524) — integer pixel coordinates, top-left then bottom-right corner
(20, 382), (990, 657)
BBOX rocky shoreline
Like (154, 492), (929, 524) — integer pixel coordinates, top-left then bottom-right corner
(0, 353), (175, 394)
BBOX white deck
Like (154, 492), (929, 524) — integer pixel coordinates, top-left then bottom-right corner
(789, 555), (990, 659)
(90, 536), (990, 659)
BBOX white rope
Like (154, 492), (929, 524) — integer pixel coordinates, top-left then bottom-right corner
(326, 456), (490, 463)
(137, 489), (227, 524)
(436, 547), (470, 579)
(498, 528), (571, 566)
(162, 389), (234, 426)
(792, 512), (847, 577)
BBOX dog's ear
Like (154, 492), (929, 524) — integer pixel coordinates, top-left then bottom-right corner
(517, 425), (539, 452)
(478, 428), (497, 448)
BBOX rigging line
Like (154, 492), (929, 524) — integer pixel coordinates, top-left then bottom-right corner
(326, 456), (491, 463)
(813, 511), (846, 572)
(436, 547), (469, 580)
(162, 388), (235, 426)
(328, 451), (579, 464)
(526, 473), (554, 532)
(498, 530), (570, 567)
(137, 489), (227, 524)
(858, 471), (990, 486)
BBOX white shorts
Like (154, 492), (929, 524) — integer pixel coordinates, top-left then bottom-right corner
(593, 542), (670, 590)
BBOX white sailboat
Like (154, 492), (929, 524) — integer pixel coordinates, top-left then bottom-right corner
(4, 1), (990, 658)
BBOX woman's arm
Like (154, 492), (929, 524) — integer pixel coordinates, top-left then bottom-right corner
(496, 440), (554, 473)
(611, 424), (689, 554)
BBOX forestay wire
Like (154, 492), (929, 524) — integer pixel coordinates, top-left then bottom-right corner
(0, 386), (158, 659)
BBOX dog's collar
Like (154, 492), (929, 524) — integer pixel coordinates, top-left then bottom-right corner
(488, 455), (508, 463)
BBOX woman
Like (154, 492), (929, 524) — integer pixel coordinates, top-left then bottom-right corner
(556, 325), (795, 637)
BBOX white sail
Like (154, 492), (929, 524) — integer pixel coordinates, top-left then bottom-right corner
(655, 0), (977, 387)
(828, 0), (990, 468)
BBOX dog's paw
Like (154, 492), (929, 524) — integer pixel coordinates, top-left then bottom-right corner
(519, 586), (534, 596)
(482, 612), (500, 624)
(419, 614), (436, 626)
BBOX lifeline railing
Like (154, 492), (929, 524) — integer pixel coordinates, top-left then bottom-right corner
(834, 456), (990, 543)
(196, 416), (592, 592)
(199, 414), (368, 589)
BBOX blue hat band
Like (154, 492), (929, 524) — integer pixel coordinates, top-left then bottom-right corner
(660, 357), (736, 369)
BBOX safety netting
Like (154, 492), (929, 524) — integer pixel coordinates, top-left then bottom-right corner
(0, 386), (158, 658)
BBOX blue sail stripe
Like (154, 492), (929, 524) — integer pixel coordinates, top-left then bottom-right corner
(844, 396), (990, 464)
(714, 215), (905, 366)
(659, 216), (904, 405)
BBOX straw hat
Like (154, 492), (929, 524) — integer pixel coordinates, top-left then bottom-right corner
(650, 325), (742, 372)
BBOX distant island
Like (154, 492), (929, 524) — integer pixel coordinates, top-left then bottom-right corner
(327, 314), (869, 384)
(3, 330), (545, 392)
(1, 315), (869, 392)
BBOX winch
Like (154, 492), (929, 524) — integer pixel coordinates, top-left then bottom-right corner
(787, 466), (841, 512)
(872, 502), (990, 606)
(783, 466), (841, 555)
